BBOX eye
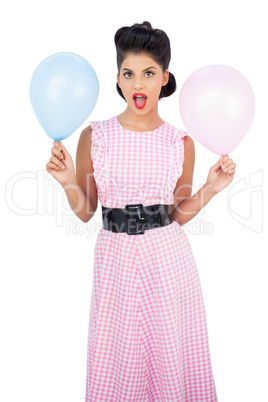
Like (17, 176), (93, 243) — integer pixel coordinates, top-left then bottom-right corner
(145, 71), (155, 77)
(123, 72), (132, 78)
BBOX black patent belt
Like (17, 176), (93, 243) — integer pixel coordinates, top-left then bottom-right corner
(102, 203), (172, 235)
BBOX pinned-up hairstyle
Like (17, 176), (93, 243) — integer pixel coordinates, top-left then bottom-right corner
(114, 21), (176, 100)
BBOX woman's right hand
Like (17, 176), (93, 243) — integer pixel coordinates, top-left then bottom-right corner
(46, 140), (76, 187)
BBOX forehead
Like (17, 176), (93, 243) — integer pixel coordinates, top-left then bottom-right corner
(121, 52), (161, 70)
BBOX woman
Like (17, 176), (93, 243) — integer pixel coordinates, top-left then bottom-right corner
(46, 21), (235, 401)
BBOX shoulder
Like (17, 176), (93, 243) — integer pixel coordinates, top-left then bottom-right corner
(166, 122), (195, 150)
(79, 124), (92, 143)
(89, 116), (115, 141)
(77, 125), (93, 158)
(183, 134), (194, 150)
(90, 116), (115, 130)
(80, 125), (92, 138)
(183, 135), (195, 166)
(166, 120), (195, 165)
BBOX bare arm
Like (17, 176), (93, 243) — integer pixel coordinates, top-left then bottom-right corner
(169, 136), (215, 226)
(61, 126), (98, 223)
(169, 136), (236, 226)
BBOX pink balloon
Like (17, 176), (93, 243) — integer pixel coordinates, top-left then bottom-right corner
(179, 65), (255, 155)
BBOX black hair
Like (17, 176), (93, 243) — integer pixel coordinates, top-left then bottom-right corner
(114, 21), (176, 101)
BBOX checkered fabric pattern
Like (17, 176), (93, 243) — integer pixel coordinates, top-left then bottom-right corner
(85, 116), (218, 401)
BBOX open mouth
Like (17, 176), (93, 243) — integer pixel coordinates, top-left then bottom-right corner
(133, 93), (147, 109)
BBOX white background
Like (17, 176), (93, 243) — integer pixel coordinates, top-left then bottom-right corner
(1, 0), (267, 401)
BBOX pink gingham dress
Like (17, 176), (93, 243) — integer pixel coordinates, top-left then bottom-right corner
(85, 115), (218, 401)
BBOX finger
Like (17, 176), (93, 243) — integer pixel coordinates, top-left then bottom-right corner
(51, 146), (64, 159)
(221, 159), (232, 169)
(210, 156), (223, 172)
(59, 141), (69, 159)
(227, 168), (236, 175)
(53, 140), (62, 150)
(46, 162), (60, 173)
(50, 156), (65, 169)
(222, 162), (236, 172)
(222, 155), (229, 162)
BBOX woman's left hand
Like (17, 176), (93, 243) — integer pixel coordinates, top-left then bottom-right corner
(206, 155), (236, 195)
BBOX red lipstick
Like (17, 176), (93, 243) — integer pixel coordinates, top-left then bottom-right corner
(133, 93), (147, 109)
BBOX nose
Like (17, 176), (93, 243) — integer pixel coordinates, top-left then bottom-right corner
(133, 76), (144, 90)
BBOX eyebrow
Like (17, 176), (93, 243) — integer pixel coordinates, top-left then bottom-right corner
(122, 66), (157, 72)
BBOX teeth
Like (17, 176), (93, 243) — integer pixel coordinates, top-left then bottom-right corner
(136, 95), (142, 97)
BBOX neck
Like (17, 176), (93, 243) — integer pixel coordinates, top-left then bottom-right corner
(117, 106), (164, 132)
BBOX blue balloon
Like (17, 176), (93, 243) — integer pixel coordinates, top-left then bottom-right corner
(30, 52), (99, 141)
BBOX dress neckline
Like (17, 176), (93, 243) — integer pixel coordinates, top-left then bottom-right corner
(114, 116), (166, 133)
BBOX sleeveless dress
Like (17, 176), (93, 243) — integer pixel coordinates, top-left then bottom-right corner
(85, 115), (218, 402)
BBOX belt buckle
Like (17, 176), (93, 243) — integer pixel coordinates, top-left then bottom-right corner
(125, 204), (145, 235)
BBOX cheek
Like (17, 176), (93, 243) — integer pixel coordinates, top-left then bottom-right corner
(152, 78), (163, 90)
(151, 81), (163, 97)
(119, 83), (128, 97)
(120, 81), (131, 93)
